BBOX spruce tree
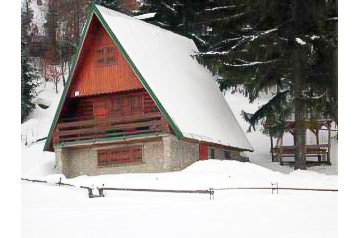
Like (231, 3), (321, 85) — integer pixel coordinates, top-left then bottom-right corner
(195, 0), (338, 169)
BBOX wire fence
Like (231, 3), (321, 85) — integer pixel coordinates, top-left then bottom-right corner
(21, 177), (338, 200)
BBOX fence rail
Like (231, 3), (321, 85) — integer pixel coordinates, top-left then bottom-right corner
(21, 177), (338, 201)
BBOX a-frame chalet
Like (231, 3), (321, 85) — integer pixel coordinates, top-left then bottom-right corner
(44, 5), (253, 178)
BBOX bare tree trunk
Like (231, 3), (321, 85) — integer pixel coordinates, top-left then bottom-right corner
(60, 57), (66, 87)
(55, 79), (58, 94)
(292, 0), (307, 170)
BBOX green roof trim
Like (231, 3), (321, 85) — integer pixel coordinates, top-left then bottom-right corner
(44, 5), (183, 151)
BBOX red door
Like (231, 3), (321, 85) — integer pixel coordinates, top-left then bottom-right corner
(199, 143), (208, 160)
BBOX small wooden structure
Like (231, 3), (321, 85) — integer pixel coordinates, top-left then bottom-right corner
(270, 119), (333, 166)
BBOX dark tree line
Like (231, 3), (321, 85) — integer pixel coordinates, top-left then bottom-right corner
(21, 0), (38, 122)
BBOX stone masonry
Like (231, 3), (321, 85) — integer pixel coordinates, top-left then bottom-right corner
(56, 135), (200, 178)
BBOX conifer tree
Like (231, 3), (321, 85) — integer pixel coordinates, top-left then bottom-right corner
(195, 0), (337, 169)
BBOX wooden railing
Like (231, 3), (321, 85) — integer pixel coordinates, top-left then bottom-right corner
(54, 112), (164, 144)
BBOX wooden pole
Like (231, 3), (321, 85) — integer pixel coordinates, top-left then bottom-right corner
(327, 122), (331, 165)
(270, 134), (274, 162)
(315, 129), (321, 162)
(279, 136), (283, 165)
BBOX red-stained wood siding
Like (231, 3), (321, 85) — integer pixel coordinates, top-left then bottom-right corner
(69, 16), (142, 98)
(199, 143), (208, 160)
(60, 90), (160, 122)
(54, 89), (172, 145)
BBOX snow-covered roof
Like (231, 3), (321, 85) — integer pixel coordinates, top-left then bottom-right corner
(95, 5), (253, 151)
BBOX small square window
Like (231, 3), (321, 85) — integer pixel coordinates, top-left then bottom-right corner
(96, 47), (116, 66)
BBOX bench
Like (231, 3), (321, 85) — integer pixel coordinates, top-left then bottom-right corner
(272, 145), (329, 165)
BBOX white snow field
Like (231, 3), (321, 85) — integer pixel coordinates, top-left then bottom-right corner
(22, 82), (337, 238)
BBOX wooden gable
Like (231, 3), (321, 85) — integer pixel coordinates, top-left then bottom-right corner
(69, 16), (142, 98)
(44, 7), (183, 152)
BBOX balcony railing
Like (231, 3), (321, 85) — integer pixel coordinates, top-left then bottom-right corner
(53, 112), (164, 144)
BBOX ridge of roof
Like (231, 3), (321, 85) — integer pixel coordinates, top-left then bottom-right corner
(94, 5), (194, 46)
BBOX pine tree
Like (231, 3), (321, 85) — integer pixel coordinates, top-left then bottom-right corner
(195, 0), (337, 169)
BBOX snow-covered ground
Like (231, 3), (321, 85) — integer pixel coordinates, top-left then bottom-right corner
(22, 161), (337, 238)
(21, 80), (337, 238)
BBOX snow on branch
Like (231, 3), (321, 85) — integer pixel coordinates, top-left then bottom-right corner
(326, 17), (338, 21)
(199, 11), (250, 24)
(154, 21), (171, 28)
(224, 60), (278, 68)
(192, 51), (230, 56)
(228, 28), (278, 51)
(295, 38), (307, 45)
(190, 34), (209, 46)
(250, 28), (277, 42)
(161, 2), (176, 14)
(204, 5), (237, 12)
(208, 37), (240, 51)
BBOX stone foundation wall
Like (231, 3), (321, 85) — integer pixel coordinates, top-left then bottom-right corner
(58, 139), (165, 178)
(163, 135), (199, 171)
(55, 136), (246, 178)
(56, 135), (200, 178)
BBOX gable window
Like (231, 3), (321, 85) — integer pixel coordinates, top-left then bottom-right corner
(96, 46), (116, 66)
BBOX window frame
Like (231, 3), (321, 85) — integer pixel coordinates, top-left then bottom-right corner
(97, 146), (143, 167)
(95, 46), (117, 66)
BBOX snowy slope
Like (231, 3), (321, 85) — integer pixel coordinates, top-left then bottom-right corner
(21, 80), (63, 176)
(95, 5), (253, 151)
